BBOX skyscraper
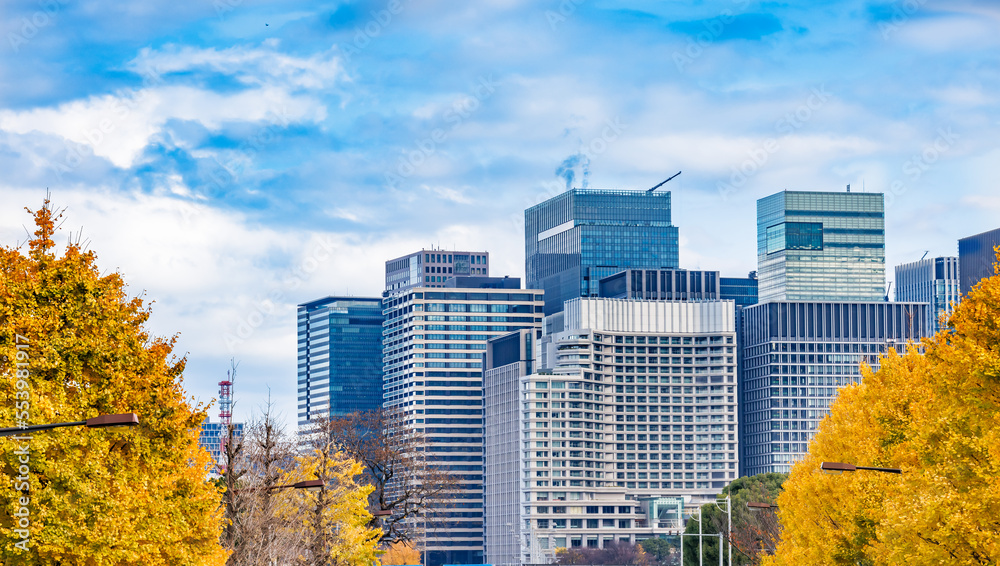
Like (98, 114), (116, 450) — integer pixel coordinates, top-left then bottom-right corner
(757, 190), (886, 302)
(382, 278), (543, 566)
(385, 248), (490, 292)
(895, 256), (960, 336)
(743, 190), (931, 475)
(484, 297), (737, 564)
(297, 297), (384, 429)
(525, 189), (680, 315)
(483, 328), (536, 566)
(740, 300), (928, 475)
(958, 227), (1000, 295)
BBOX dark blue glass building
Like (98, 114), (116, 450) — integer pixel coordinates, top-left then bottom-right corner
(199, 418), (244, 471)
(525, 189), (680, 315)
(297, 296), (384, 428)
(958, 227), (1000, 296)
(720, 273), (759, 308)
(740, 301), (928, 475)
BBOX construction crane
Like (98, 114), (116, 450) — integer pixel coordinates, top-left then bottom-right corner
(647, 171), (681, 193)
(921, 250), (929, 261)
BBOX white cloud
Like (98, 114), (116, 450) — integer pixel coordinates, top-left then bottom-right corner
(961, 194), (1000, 213)
(894, 15), (998, 51)
(0, 43), (340, 169)
(0, 85), (326, 168)
(930, 86), (994, 107)
(128, 43), (343, 90)
(421, 183), (474, 204)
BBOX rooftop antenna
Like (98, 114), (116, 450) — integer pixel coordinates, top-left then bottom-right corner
(847, 184), (851, 192)
(648, 171), (681, 193)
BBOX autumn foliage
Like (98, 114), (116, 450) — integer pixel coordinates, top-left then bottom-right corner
(766, 253), (1000, 565)
(380, 541), (421, 565)
(0, 201), (227, 564)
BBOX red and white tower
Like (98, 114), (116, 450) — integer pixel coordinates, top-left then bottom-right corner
(219, 373), (233, 428)
(217, 371), (234, 468)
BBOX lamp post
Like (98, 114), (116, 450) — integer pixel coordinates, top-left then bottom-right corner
(0, 413), (139, 437)
(269, 479), (325, 492)
(370, 508), (391, 531)
(681, 496), (732, 566)
(232, 478), (325, 495)
(820, 461), (902, 474)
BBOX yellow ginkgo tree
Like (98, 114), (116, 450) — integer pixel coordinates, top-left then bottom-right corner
(0, 200), (227, 565)
(277, 416), (382, 566)
(767, 253), (1000, 566)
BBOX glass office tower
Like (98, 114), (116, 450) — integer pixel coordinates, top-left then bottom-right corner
(741, 300), (928, 475)
(757, 191), (885, 302)
(297, 297), (385, 428)
(382, 279), (544, 566)
(526, 189), (680, 315)
(895, 257), (960, 336)
(958, 227), (1000, 295)
(720, 273), (758, 309)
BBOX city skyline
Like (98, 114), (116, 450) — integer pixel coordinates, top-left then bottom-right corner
(2, 1), (999, 428)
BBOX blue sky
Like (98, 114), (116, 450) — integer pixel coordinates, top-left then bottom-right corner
(2, 0), (998, 429)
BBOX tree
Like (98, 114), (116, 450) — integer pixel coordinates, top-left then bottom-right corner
(640, 536), (677, 565)
(325, 408), (457, 545)
(381, 541), (421, 565)
(221, 401), (300, 566)
(682, 473), (786, 566)
(555, 540), (651, 565)
(726, 478), (782, 566)
(765, 252), (1000, 565)
(283, 415), (382, 566)
(0, 199), (227, 564)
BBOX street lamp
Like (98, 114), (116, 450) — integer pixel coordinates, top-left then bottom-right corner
(820, 461), (902, 474)
(276, 479), (324, 492)
(681, 496), (731, 566)
(370, 509), (392, 528)
(236, 479), (325, 494)
(0, 413), (139, 436)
